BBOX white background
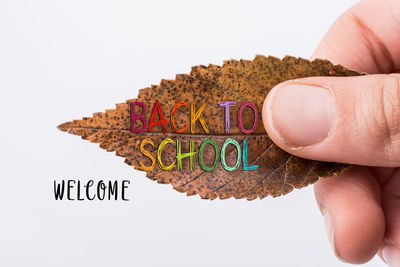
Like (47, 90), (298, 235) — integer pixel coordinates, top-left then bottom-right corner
(0, 0), (385, 266)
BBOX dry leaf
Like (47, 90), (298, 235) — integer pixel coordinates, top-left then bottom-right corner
(58, 55), (360, 200)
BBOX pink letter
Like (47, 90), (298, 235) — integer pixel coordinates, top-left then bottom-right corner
(237, 101), (258, 134)
(130, 102), (147, 133)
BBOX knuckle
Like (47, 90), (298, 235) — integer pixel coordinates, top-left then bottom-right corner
(375, 75), (400, 147)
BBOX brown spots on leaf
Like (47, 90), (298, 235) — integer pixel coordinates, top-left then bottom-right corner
(58, 55), (358, 200)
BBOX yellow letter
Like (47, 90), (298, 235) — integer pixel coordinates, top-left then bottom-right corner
(138, 138), (155, 171)
(157, 138), (175, 170)
(190, 102), (209, 134)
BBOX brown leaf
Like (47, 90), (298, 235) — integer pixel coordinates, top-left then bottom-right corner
(58, 55), (360, 200)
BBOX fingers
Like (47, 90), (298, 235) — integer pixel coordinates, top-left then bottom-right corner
(262, 74), (400, 166)
(312, 0), (400, 73)
(380, 169), (400, 265)
(302, 0), (400, 265)
(314, 166), (385, 264)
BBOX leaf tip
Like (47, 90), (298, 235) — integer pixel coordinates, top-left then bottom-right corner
(57, 121), (72, 132)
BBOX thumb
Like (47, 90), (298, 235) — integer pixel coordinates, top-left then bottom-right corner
(262, 74), (400, 167)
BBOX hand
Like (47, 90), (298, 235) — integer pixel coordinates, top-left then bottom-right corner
(262, 0), (400, 265)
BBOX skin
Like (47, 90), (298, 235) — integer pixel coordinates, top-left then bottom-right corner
(262, 0), (400, 265)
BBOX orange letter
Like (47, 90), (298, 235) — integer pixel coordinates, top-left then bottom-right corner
(171, 101), (188, 133)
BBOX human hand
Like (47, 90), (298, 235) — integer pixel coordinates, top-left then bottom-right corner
(262, 0), (400, 265)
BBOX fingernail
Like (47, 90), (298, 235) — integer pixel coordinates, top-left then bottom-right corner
(265, 84), (334, 147)
(382, 243), (400, 267)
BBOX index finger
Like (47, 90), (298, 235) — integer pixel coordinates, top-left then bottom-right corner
(312, 0), (400, 74)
